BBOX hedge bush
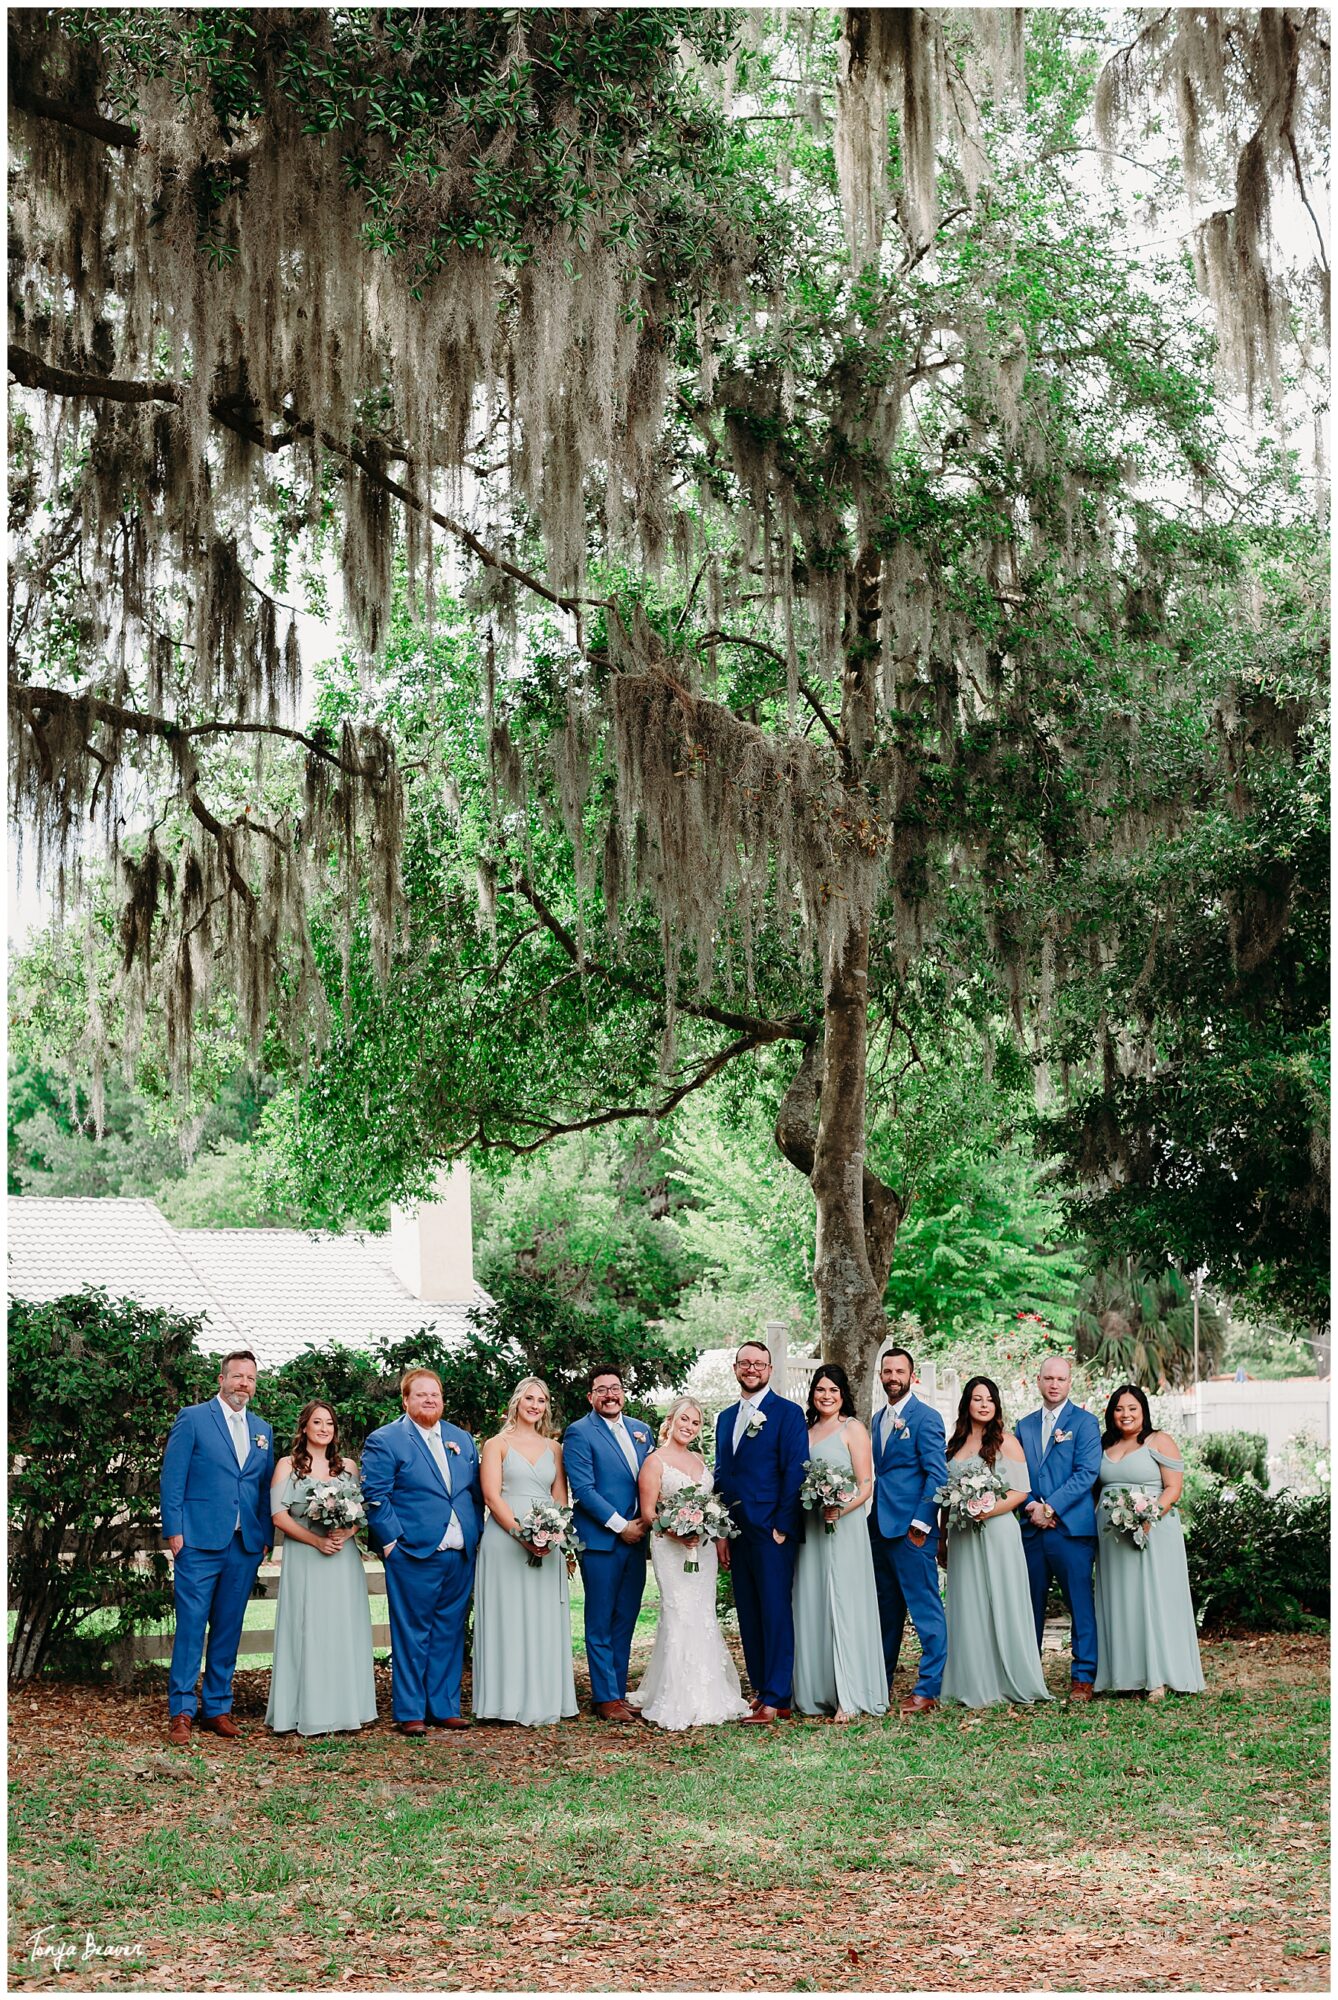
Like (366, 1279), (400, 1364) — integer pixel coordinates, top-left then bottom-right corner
(9, 1290), (202, 1681)
(1184, 1482), (1330, 1631)
(1196, 1430), (1270, 1486)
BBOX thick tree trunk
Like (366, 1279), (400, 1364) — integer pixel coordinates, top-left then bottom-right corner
(776, 913), (902, 1409)
(773, 544), (905, 1408)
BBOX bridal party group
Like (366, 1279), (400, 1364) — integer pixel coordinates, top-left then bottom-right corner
(158, 1336), (1204, 1742)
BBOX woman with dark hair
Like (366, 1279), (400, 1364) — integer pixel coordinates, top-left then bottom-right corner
(939, 1377), (1050, 1708)
(792, 1363), (886, 1721)
(1094, 1385), (1203, 1699)
(266, 1401), (377, 1736)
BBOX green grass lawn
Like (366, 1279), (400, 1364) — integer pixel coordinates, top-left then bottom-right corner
(7, 1632), (1328, 1992)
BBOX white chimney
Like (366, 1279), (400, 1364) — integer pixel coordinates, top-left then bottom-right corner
(389, 1163), (475, 1302)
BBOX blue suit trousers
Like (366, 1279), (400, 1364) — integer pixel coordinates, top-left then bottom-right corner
(169, 1532), (263, 1717)
(578, 1544), (648, 1706)
(1022, 1527), (1098, 1684)
(383, 1543), (475, 1723)
(732, 1523), (797, 1708)
(868, 1522), (947, 1697)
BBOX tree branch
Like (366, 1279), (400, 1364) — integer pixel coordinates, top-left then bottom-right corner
(693, 630), (847, 754)
(479, 1035), (769, 1154)
(12, 683), (384, 778)
(510, 870), (808, 1045)
(10, 84), (139, 150)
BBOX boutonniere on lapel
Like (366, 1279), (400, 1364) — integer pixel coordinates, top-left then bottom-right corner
(889, 1412), (908, 1435)
(446, 1441), (461, 1455)
(1052, 1428), (1072, 1445)
(744, 1408), (767, 1439)
(631, 1429), (650, 1447)
(253, 1434), (268, 1451)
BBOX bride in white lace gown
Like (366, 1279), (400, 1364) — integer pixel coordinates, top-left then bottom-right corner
(629, 1397), (750, 1730)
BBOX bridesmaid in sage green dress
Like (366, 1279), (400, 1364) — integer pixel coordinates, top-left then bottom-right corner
(266, 1401), (377, 1736)
(792, 1364), (887, 1721)
(939, 1376), (1050, 1708)
(1094, 1384), (1204, 1698)
(473, 1377), (578, 1726)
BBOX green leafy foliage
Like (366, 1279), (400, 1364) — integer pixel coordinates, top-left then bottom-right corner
(1071, 1262), (1226, 1389)
(1195, 1431), (1270, 1488)
(8, 1290), (202, 1680)
(1184, 1484), (1330, 1632)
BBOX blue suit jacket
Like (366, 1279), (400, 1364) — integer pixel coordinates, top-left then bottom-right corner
(871, 1393), (948, 1540)
(562, 1410), (656, 1554)
(360, 1415), (483, 1560)
(160, 1398), (274, 1554)
(714, 1388), (808, 1540)
(1015, 1402), (1102, 1539)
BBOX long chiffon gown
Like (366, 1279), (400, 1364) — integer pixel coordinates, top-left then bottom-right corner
(792, 1425), (887, 1717)
(940, 1454), (1050, 1708)
(1094, 1444), (1204, 1694)
(472, 1446), (578, 1726)
(265, 1475), (378, 1735)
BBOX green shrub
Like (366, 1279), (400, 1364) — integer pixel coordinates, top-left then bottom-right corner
(1196, 1430), (1269, 1486)
(1184, 1482), (1330, 1631)
(188, 1269), (691, 1451)
(8, 1289), (202, 1681)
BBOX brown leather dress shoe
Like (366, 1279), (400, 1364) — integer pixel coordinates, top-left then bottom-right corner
(395, 1720), (428, 1736)
(594, 1699), (637, 1723)
(167, 1713), (192, 1747)
(1069, 1681), (1095, 1703)
(199, 1713), (239, 1738)
(739, 1705), (778, 1724)
(900, 1694), (940, 1717)
(432, 1715), (471, 1731)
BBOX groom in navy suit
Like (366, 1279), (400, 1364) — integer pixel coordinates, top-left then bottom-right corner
(868, 1345), (949, 1717)
(1015, 1354), (1102, 1700)
(563, 1366), (655, 1722)
(160, 1349), (274, 1745)
(361, 1367), (483, 1735)
(714, 1340), (808, 1724)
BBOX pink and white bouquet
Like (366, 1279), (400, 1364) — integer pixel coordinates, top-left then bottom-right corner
(1100, 1486), (1161, 1549)
(800, 1459), (860, 1533)
(513, 1499), (584, 1570)
(934, 1463), (1010, 1532)
(653, 1485), (737, 1572)
(301, 1473), (367, 1533)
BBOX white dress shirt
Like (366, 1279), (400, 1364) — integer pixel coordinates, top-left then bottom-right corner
(732, 1387), (769, 1450)
(384, 1418), (464, 1554)
(879, 1390), (932, 1535)
(602, 1415), (642, 1534)
(218, 1395), (249, 1530)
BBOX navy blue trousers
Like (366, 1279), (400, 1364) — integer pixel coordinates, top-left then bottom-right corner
(731, 1523), (797, 1708)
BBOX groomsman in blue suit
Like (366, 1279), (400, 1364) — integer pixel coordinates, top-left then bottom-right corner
(1015, 1354), (1102, 1701)
(563, 1366), (656, 1722)
(361, 1367), (483, 1735)
(160, 1349), (274, 1746)
(714, 1340), (808, 1724)
(868, 1345), (949, 1717)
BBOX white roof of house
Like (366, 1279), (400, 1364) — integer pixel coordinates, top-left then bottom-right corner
(6, 1197), (489, 1369)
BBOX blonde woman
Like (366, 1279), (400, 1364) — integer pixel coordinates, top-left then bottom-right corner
(628, 1397), (749, 1730)
(472, 1378), (578, 1726)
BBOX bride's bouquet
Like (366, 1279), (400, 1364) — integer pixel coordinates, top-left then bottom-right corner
(800, 1460), (859, 1533)
(513, 1499), (584, 1571)
(1100, 1486), (1161, 1549)
(653, 1485), (737, 1573)
(301, 1473), (367, 1533)
(934, 1462), (1010, 1532)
